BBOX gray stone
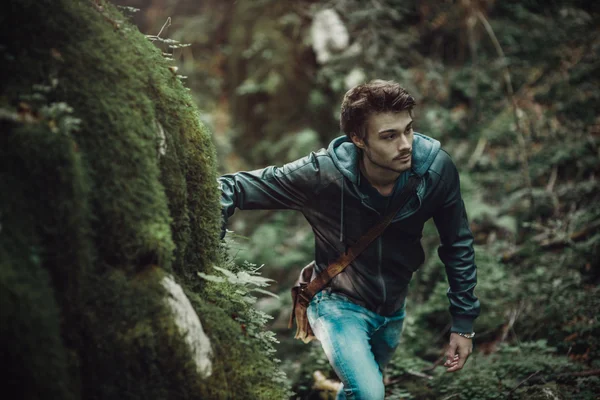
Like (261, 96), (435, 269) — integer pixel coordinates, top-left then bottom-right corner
(161, 275), (213, 378)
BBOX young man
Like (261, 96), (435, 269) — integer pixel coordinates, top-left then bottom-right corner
(219, 80), (480, 400)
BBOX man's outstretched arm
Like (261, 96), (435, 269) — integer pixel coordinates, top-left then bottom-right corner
(219, 152), (321, 238)
(432, 154), (480, 372)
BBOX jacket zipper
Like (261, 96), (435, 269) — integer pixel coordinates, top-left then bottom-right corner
(362, 185), (422, 314)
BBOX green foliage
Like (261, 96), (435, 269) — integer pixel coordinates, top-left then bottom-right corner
(197, 248), (293, 399)
(387, 348), (432, 378)
(411, 244), (515, 345)
(432, 341), (580, 400)
(227, 211), (314, 290)
(199, 263), (279, 301)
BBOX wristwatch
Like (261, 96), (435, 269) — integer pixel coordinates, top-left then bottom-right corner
(455, 332), (475, 339)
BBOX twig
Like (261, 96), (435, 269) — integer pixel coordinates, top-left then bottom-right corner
(499, 308), (518, 343)
(467, 137), (487, 170)
(524, 369), (600, 386)
(422, 323), (453, 372)
(148, 17), (172, 42)
(156, 17), (171, 39)
(535, 219), (600, 248)
(509, 302), (524, 349)
(546, 165), (558, 193)
(385, 370), (433, 386)
(507, 370), (541, 398)
(556, 369), (600, 378)
(423, 354), (447, 372)
(570, 219), (600, 241)
(441, 394), (460, 400)
(406, 370), (433, 380)
(477, 11), (533, 210)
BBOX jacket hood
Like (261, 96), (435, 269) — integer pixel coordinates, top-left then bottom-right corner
(327, 132), (441, 185)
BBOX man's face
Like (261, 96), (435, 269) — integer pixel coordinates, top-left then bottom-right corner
(352, 110), (414, 174)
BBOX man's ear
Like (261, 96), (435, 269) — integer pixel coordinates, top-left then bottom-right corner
(350, 133), (365, 149)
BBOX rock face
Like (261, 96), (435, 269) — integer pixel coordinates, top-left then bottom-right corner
(161, 275), (213, 378)
(1, 1), (291, 398)
(0, 1), (221, 399)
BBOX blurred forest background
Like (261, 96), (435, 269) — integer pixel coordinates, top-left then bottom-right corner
(115, 0), (599, 398)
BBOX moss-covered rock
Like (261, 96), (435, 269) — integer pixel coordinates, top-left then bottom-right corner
(0, 1), (288, 398)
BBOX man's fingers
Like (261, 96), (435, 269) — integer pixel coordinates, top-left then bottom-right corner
(457, 350), (469, 368)
(446, 364), (460, 372)
(443, 354), (459, 366)
(445, 343), (458, 364)
(446, 350), (470, 372)
(446, 356), (465, 372)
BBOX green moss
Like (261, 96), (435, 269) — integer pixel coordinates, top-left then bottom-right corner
(0, 124), (78, 400)
(0, 1), (287, 398)
(79, 268), (204, 400)
(0, 245), (75, 400)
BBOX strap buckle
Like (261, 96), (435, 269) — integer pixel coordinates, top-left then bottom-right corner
(297, 286), (312, 307)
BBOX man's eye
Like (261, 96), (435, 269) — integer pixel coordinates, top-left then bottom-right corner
(386, 134), (396, 140)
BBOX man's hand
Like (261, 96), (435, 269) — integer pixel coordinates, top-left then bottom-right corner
(444, 333), (473, 372)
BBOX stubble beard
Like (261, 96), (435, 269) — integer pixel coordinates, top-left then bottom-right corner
(364, 149), (412, 174)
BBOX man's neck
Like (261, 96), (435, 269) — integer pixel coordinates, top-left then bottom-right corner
(359, 158), (401, 196)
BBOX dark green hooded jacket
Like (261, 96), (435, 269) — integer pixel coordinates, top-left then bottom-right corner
(219, 133), (480, 333)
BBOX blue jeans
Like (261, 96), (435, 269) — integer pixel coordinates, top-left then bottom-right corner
(307, 289), (406, 400)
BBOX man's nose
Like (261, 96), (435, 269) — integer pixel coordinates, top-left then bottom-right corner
(398, 136), (411, 152)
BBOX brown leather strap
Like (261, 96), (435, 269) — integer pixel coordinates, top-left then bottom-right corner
(298, 175), (421, 306)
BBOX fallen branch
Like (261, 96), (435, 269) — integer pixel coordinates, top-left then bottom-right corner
(385, 369), (434, 386)
(537, 219), (600, 248)
(507, 370), (541, 399)
(423, 354), (447, 372)
(423, 323), (452, 372)
(523, 369), (600, 387)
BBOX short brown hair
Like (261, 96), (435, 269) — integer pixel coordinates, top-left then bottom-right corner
(340, 80), (416, 141)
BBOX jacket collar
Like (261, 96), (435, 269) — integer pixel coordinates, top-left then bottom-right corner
(326, 132), (441, 187)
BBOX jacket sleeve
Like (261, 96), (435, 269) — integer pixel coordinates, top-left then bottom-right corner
(432, 155), (480, 333)
(218, 152), (321, 238)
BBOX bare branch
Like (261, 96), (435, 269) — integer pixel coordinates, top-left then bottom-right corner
(476, 11), (533, 208)
(507, 370), (541, 399)
(156, 17), (172, 39)
(468, 137), (487, 170)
